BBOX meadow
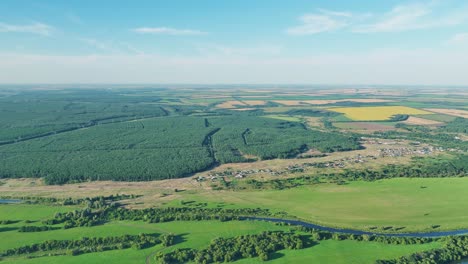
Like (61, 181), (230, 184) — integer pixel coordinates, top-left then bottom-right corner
(170, 177), (468, 232)
(0, 203), (443, 264)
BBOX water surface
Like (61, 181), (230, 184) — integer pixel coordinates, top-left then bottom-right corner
(243, 216), (468, 238)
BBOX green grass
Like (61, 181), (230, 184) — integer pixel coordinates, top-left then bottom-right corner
(1, 218), (289, 263)
(176, 178), (468, 232)
(0, 184), (454, 264)
(263, 115), (302, 122)
(0, 204), (293, 263)
(418, 114), (456, 122)
(0, 204), (78, 222)
(236, 240), (441, 264)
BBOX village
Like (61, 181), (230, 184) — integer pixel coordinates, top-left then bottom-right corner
(195, 139), (445, 183)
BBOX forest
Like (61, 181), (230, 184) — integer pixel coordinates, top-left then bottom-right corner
(0, 99), (361, 184)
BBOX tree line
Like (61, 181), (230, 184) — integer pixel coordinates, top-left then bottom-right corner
(43, 206), (280, 229)
(155, 231), (305, 263)
(0, 233), (172, 258)
(376, 236), (468, 264)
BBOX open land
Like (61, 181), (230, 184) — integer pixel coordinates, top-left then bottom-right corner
(0, 86), (467, 264)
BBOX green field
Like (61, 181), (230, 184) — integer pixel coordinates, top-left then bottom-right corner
(172, 177), (468, 232)
(0, 220), (289, 263)
(263, 115), (302, 122)
(0, 204), (79, 223)
(417, 113), (456, 122)
(0, 204), (443, 264)
(236, 240), (440, 264)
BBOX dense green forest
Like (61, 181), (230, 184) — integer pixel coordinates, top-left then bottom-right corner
(0, 91), (361, 184)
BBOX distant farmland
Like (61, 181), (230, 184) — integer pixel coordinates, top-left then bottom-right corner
(328, 106), (431, 121)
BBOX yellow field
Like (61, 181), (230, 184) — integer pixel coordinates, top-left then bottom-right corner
(216, 100), (247, 108)
(329, 106), (431, 121)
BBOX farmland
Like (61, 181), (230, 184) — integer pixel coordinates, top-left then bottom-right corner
(0, 86), (467, 264)
(328, 106), (431, 121)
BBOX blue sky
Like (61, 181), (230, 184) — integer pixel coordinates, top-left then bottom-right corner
(1, 0), (468, 84)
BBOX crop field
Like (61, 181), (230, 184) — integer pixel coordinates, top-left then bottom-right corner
(402, 116), (444, 126)
(328, 106), (431, 121)
(417, 114), (456, 122)
(424, 108), (468, 118)
(215, 100), (247, 108)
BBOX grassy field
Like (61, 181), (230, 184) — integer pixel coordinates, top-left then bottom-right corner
(0, 204), (79, 222)
(263, 115), (302, 122)
(236, 240), (441, 264)
(328, 106), (431, 121)
(417, 113), (456, 122)
(0, 203), (291, 263)
(0, 204), (443, 264)
(1, 220), (286, 264)
(172, 177), (468, 232)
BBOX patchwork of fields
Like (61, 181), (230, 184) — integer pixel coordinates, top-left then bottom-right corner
(0, 87), (467, 264)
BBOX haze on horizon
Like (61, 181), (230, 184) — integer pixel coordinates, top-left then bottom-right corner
(1, 0), (468, 85)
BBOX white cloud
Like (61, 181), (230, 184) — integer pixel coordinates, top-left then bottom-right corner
(133, 27), (207, 35)
(353, 2), (468, 33)
(286, 13), (349, 35)
(288, 2), (468, 35)
(0, 22), (54, 36)
(448, 32), (468, 44)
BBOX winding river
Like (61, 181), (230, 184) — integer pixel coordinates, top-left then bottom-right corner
(242, 216), (468, 238)
(0, 199), (22, 204)
(1, 199), (467, 238)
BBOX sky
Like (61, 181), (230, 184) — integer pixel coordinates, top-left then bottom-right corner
(1, 0), (468, 85)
